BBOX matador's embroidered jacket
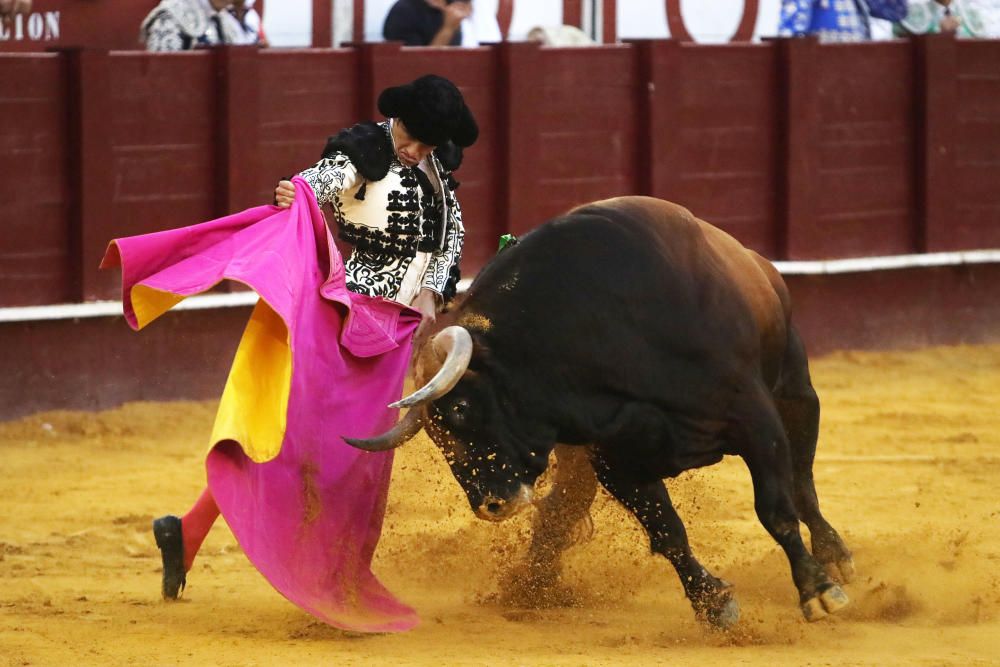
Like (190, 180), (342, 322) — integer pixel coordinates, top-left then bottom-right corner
(298, 120), (465, 306)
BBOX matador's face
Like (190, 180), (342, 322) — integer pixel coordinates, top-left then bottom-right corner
(391, 119), (437, 168)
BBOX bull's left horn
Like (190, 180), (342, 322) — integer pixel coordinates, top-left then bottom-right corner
(391, 326), (473, 408)
(343, 406), (425, 452)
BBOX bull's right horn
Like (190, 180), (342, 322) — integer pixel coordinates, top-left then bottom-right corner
(391, 326), (473, 409)
(343, 405), (425, 452)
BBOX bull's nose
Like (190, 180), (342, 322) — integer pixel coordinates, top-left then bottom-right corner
(474, 485), (534, 522)
(477, 495), (507, 521)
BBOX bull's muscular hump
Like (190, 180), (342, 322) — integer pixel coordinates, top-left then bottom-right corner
(349, 196), (854, 630)
(581, 197), (788, 379)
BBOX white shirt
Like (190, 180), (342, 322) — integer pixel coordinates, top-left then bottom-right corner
(460, 0), (503, 46)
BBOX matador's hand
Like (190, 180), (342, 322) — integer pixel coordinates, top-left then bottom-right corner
(274, 180), (296, 208)
(442, 2), (472, 29)
(412, 289), (439, 339)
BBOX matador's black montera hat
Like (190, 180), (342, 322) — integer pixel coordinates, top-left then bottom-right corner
(377, 74), (479, 148)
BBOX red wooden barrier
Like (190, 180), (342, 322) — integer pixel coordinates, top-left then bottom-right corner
(2, 38), (1000, 308)
(914, 34), (955, 253)
(216, 46), (260, 216)
(255, 49), (362, 204)
(783, 39), (918, 260)
(0, 54), (70, 305)
(75, 51), (219, 301)
(562, 1), (582, 30)
(501, 41), (640, 235)
(0, 306), (250, 419)
(638, 40), (779, 257)
(6, 38), (1000, 419)
(952, 40), (1000, 250)
(313, 0), (333, 48)
(497, 0), (513, 40)
(0, 1), (268, 51)
(67, 49), (113, 302)
(0, 1), (152, 52)
(788, 264), (1000, 356)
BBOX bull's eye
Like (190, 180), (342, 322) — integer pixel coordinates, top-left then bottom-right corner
(446, 398), (471, 426)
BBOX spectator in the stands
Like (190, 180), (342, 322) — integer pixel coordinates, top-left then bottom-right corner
(526, 25), (595, 46)
(778, 0), (909, 42)
(894, 0), (995, 38)
(382, 0), (472, 46)
(0, 0), (31, 25)
(230, 0), (267, 46)
(141, 0), (263, 51)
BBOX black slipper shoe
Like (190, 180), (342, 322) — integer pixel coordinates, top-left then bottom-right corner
(152, 515), (186, 600)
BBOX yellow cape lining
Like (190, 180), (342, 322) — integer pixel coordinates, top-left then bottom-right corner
(210, 300), (292, 463)
(130, 285), (292, 463)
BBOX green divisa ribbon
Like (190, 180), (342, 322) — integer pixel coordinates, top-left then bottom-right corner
(497, 233), (518, 254)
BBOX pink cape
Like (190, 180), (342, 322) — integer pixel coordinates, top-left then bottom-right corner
(101, 178), (420, 632)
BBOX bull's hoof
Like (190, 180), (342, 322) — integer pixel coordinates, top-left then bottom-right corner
(695, 585), (740, 630)
(704, 595), (740, 630)
(824, 558), (856, 584)
(801, 596), (827, 621)
(801, 584), (849, 622)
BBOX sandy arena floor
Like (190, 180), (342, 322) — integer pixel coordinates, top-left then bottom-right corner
(2, 344), (999, 666)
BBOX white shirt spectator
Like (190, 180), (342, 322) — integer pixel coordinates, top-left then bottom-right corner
(460, 0), (502, 46)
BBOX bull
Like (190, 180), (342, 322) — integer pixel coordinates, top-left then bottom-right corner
(346, 196), (855, 628)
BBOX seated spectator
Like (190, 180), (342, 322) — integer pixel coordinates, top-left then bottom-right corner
(383, 0), (472, 46)
(229, 0), (267, 46)
(779, 0), (914, 42)
(0, 0), (30, 23)
(526, 25), (595, 46)
(894, 0), (992, 37)
(140, 0), (261, 51)
(778, 0), (872, 42)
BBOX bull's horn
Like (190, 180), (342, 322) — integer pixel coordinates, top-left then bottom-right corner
(390, 326), (473, 409)
(343, 406), (425, 452)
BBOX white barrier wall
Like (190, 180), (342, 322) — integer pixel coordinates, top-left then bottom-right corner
(356, 0), (779, 44)
(362, 0), (562, 42)
(260, 0), (920, 47)
(616, 0), (776, 42)
(508, 0), (562, 40)
(354, 0), (784, 45)
(261, 0), (312, 46)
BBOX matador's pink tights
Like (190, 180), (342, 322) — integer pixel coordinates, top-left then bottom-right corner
(181, 487), (219, 572)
